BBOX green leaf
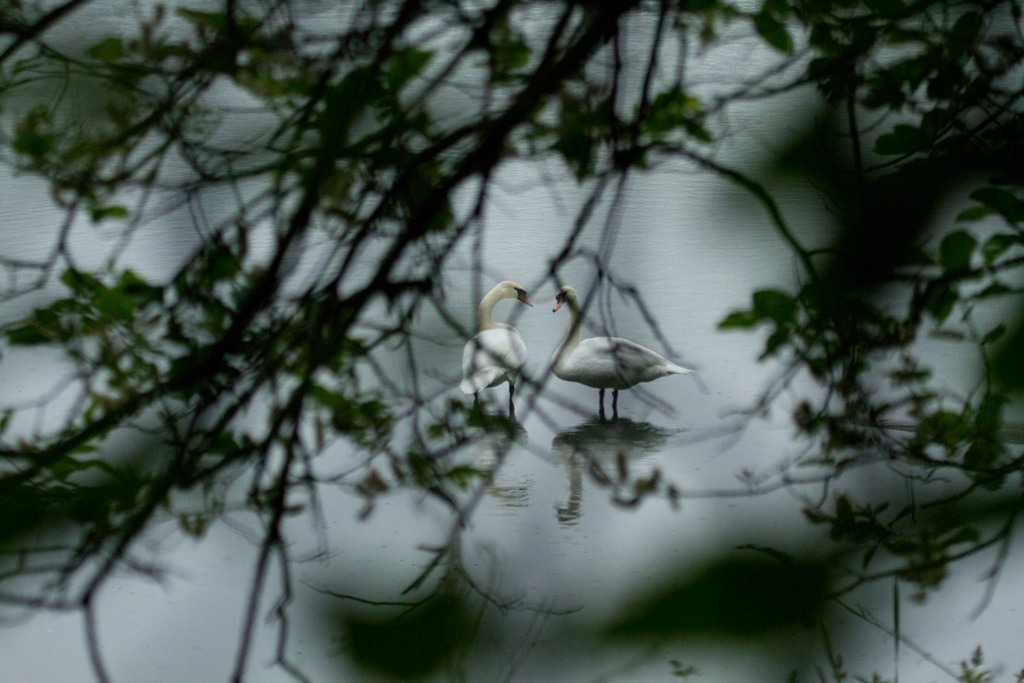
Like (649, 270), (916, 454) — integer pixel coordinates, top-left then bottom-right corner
(890, 366), (931, 385)
(938, 230), (976, 273)
(947, 12), (982, 60)
(386, 48), (433, 91)
(916, 410), (968, 447)
(87, 36), (126, 62)
(493, 35), (531, 74)
(176, 7), (226, 30)
(309, 384), (347, 412)
(320, 66), (379, 148)
(117, 270), (161, 303)
(994, 324), (1024, 391)
(975, 282), (1012, 299)
(13, 108), (54, 160)
(874, 123), (931, 156)
(752, 289), (796, 324)
(445, 465), (484, 489)
(752, 11), (793, 54)
(957, 204), (993, 222)
(207, 249), (241, 280)
(96, 288), (135, 322)
(553, 127), (594, 180)
(60, 269), (103, 294)
(720, 289), (796, 330)
(90, 205), (129, 222)
(923, 282), (956, 322)
(344, 596), (471, 678)
(982, 233), (1019, 265)
(6, 324), (50, 345)
(688, 0), (719, 11)
(982, 323), (1006, 346)
(608, 556), (828, 637)
(864, 0), (909, 17)
(646, 88), (703, 137)
(976, 392), (1005, 433)
(762, 326), (790, 357)
(718, 310), (758, 329)
(761, 0), (790, 16)
(970, 186), (1024, 225)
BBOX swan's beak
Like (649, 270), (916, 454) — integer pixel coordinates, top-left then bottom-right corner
(519, 294), (534, 307)
(552, 299), (563, 313)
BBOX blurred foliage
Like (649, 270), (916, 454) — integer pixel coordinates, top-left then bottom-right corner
(342, 594), (474, 680)
(1, 0), (1023, 681)
(609, 553), (829, 637)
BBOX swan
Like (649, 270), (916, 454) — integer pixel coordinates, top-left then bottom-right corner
(551, 285), (692, 418)
(460, 280), (533, 415)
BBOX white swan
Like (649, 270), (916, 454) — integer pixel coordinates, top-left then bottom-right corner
(551, 285), (692, 418)
(461, 280), (533, 415)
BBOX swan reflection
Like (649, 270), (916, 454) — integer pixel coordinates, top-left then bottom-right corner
(469, 420), (532, 509)
(551, 418), (680, 526)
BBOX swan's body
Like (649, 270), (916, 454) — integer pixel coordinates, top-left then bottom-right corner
(551, 285), (691, 418)
(460, 328), (528, 394)
(461, 281), (533, 414)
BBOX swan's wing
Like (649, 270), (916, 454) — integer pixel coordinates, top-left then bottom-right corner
(460, 328), (528, 393)
(460, 367), (509, 395)
(603, 337), (691, 375)
(468, 327), (528, 369)
(574, 337), (690, 386)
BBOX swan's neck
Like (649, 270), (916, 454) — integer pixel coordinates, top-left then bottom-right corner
(477, 287), (504, 331)
(554, 300), (583, 365)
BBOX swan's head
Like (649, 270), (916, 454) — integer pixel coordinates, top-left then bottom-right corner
(552, 285), (578, 313)
(497, 280), (533, 307)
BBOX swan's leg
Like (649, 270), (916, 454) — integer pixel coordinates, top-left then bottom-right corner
(598, 388), (607, 421)
(508, 382), (516, 418)
(612, 389), (619, 419)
